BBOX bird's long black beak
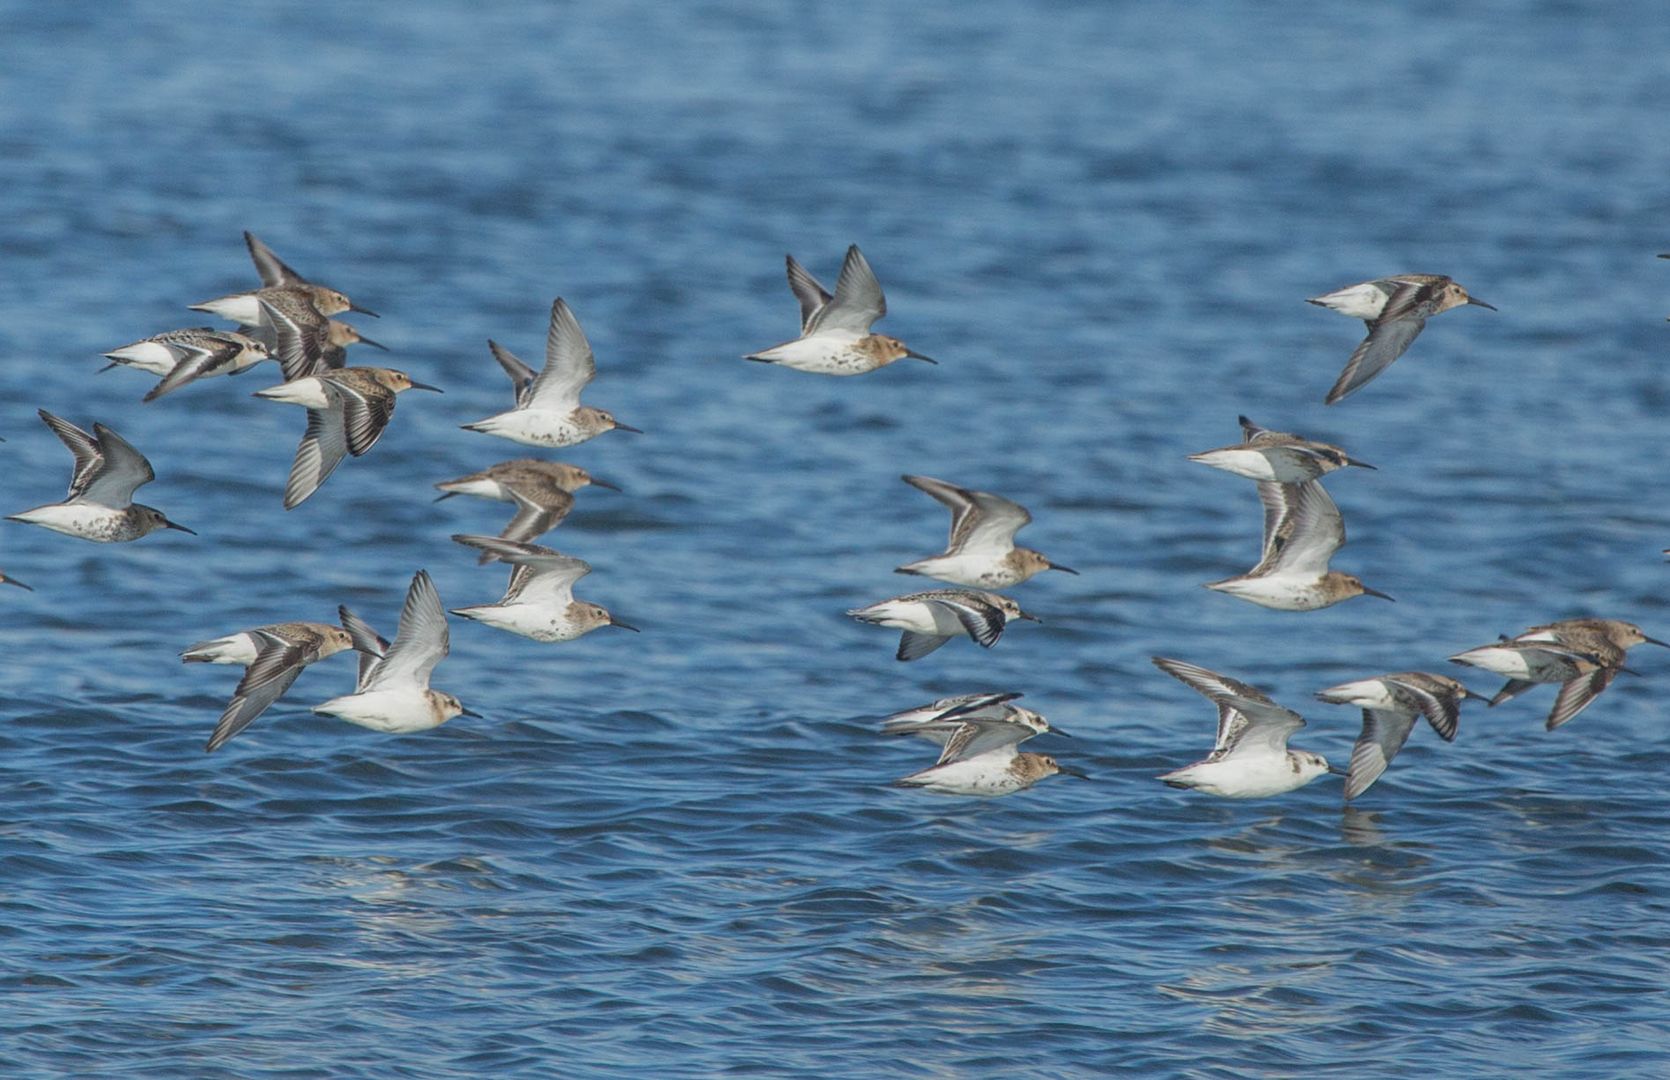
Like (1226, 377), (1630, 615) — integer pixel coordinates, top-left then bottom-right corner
(1328, 764), (1349, 777)
(165, 520), (197, 535)
(349, 301), (380, 317)
(2, 575), (32, 591)
(97, 361), (119, 374)
(608, 616), (641, 632)
(460, 706), (483, 719)
(1016, 610), (1043, 623)
(1048, 726), (1071, 738)
(1361, 586), (1395, 602)
(1643, 635), (1670, 648)
(433, 490), (457, 502)
(1462, 687), (1490, 701)
(408, 380), (444, 393)
(1467, 296), (1497, 311)
(1057, 765), (1091, 780)
(612, 421), (644, 434)
(357, 334), (390, 352)
(905, 349), (937, 365)
(1047, 561), (1079, 575)
(1345, 456), (1377, 470)
(589, 476), (622, 492)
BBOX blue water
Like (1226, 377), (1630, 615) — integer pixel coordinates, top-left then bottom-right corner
(3, 2), (1670, 1075)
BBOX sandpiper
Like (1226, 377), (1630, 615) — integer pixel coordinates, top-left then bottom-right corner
(1309, 274), (1495, 404)
(8, 410), (194, 542)
(101, 328), (272, 401)
(191, 230), (377, 330)
(1205, 480), (1392, 610)
(1451, 618), (1666, 729)
(1188, 415), (1375, 483)
(313, 570), (476, 733)
(1152, 657), (1340, 798)
(462, 300), (640, 448)
(847, 588), (1039, 661)
(184, 621), (356, 752)
(744, 245), (936, 375)
(895, 474), (1076, 587)
(449, 534), (638, 642)
(881, 691), (1069, 764)
(255, 365), (440, 509)
(1315, 672), (1481, 800)
(435, 460), (618, 562)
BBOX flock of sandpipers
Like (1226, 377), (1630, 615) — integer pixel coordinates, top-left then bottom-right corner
(839, 258), (1665, 800)
(4, 234), (1661, 802)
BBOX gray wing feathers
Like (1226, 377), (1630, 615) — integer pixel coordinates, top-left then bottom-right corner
(1345, 708), (1417, 800)
(363, 570), (449, 692)
(1325, 314), (1427, 404)
(284, 403), (348, 510)
(245, 231), (307, 288)
(896, 631), (950, 661)
(785, 254), (832, 333)
(806, 245), (885, 335)
(526, 298), (596, 409)
(488, 340), (538, 407)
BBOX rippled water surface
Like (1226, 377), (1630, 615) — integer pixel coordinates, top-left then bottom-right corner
(4, 2), (1670, 1075)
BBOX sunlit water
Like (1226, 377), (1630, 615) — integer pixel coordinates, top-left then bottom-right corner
(3, 3), (1670, 1075)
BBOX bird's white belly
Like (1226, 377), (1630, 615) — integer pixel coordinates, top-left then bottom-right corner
(1315, 678), (1398, 709)
(193, 293), (264, 327)
(1208, 574), (1329, 611)
(105, 342), (179, 374)
(442, 478), (514, 501)
(183, 633), (261, 665)
(908, 758), (1022, 796)
(1450, 646), (1538, 679)
(750, 332), (872, 375)
(1310, 282), (1389, 319)
(864, 600), (961, 634)
(1190, 448), (1285, 482)
(901, 552), (1017, 588)
(10, 503), (126, 539)
(314, 690), (442, 733)
(468, 409), (589, 448)
(1165, 756), (1310, 798)
(256, 377), (332, 408)
(454, 602), (582, 643)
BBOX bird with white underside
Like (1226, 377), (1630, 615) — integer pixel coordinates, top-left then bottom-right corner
(1153, 657), (1341, 798)
(744, 245), (936, 375)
